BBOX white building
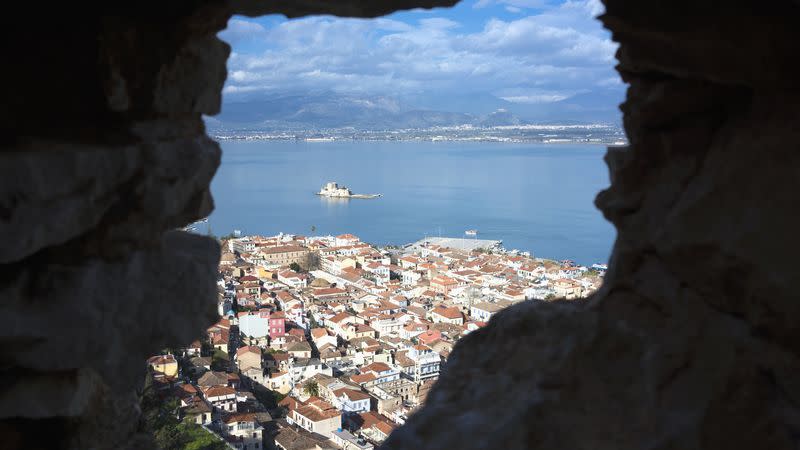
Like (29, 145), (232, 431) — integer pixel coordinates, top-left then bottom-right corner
(401, 270), (422, 286)
(371, 316), (403, 337)
(289, 358), (333, 384)
(331, 429), (374, 450)
(334, 233), (361, 247)
(222, 413), (263, 450)
(332, 388), (372, 414)
(278, 270), (308, 289)
(288, 397), (342, 439)
(470, 302), (504, 322)
(230, 238), (256, 254)
(239, 312), (269, 339)
(406, 345), (441, 383)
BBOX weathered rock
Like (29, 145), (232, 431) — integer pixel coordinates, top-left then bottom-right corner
(2, 0), (798, 448)
(231, 0), (458, 18)
(0, 131), (220, 263)
(153, 35), (230, 115)
(0, 369), (102, 419)
(0, 232), (220, 394)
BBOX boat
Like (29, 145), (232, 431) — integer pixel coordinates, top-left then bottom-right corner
(316, 181), (381, 199)
(465, 229), (478, 236)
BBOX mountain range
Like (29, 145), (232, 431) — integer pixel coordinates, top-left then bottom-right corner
(206, 90), (624, 131)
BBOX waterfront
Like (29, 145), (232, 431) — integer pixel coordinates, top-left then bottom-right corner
(208, 140), (615, 265)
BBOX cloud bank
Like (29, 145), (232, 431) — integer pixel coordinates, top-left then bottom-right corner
(218, 0), (620, 110)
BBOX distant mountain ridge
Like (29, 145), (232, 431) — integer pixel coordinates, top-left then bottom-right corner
(210, 91), (622, 131)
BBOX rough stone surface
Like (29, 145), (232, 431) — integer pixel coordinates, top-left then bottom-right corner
(0, 130), (220, 263)
(382, 2), (800, 450)
(232, 0), (459, 18)
(3, 0), (798, 448)
(0, 232), (220, 394)
(0, 1), (456, 448)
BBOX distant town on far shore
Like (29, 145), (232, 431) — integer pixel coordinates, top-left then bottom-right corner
(209, 122), (627, 146)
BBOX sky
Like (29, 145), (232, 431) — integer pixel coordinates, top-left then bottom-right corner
(217, 0), (623, 120)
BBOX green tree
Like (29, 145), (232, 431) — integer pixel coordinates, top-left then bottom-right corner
(310, 225), (316, 234)
(211, 348), (229, 371)
(303, 380), (320, 398)
(300, 252), (321, 271)
(307, 311), (320, 329)
(140, 372), (228, 450)
(289, 262), (303, 273)
(200, 336), (214, 357)
(253, 383), (286, 410)
(178, 422), (229, 450)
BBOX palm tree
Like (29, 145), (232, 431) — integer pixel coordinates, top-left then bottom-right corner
(310, 225), (316, 234)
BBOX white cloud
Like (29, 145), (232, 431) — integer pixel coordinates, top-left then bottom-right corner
(219, 0), (619, 103)
(474, 0), (552, 9)
(219, 19), (268, 45)
(500, 94), (570, 103)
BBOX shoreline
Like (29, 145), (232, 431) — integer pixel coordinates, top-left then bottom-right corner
(212, 135), (627, 146)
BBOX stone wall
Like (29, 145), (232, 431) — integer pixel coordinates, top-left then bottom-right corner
(382, 1), (800, 449)
(3, 0), (798, 448)
(0, 3), (230, 447)
(0, 1), (454, 448)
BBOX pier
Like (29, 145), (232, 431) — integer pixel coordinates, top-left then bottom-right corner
(407, 236), (502, 252)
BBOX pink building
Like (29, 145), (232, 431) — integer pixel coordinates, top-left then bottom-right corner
(269, 310), (286, 339)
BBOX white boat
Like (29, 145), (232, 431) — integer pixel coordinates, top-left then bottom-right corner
(465, 229), (478, 236)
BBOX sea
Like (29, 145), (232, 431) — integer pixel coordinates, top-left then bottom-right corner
(207, 140), (616, 266)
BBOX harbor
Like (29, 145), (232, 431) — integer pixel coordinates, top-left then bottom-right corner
(406, 236), (502, 252)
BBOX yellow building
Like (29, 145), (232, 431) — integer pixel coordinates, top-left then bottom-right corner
(147, 354), (178, 377)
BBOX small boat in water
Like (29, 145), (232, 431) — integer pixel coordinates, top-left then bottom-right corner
(465, 229), (478, 236)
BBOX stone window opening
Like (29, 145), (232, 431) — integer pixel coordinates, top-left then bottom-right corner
(4, 1), (798, 450)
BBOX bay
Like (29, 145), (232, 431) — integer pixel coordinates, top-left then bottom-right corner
(208, 140), (616, 265)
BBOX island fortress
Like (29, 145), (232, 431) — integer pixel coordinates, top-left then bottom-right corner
(317, 181), (381, 199)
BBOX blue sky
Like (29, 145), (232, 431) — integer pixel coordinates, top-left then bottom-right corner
(218, 0), (622, 118)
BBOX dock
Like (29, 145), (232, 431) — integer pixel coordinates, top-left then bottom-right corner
(406, 236), (502, 252)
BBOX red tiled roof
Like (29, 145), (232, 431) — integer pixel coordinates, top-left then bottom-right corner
(223, 412), (258, 424)
(361, 362), (391, 373)
(236, 345), (261, 357)
(294, 397), (341, 422)
(432, 306), (462, 320)
(349, 373), (377, 385)
(334, 388), (371, 401)
(203, 385), (236, 398)
(375, 421), (395, 435)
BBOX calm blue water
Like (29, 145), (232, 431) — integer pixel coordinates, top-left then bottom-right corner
(208, 140), (615, 265)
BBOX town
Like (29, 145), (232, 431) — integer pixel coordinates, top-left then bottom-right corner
(210, 123), (628, 146)
(144, 232), (607, 449)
